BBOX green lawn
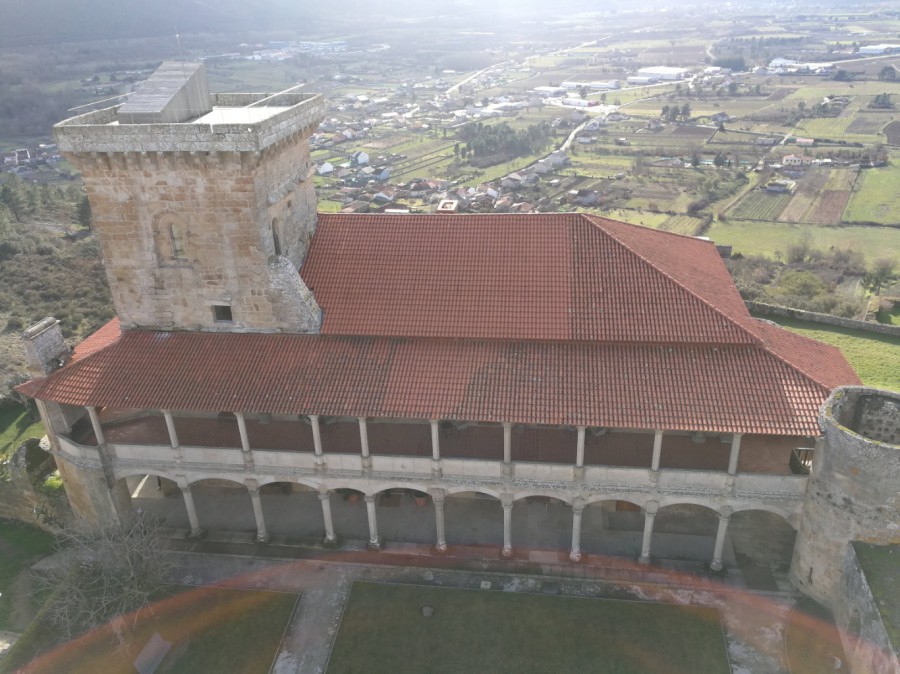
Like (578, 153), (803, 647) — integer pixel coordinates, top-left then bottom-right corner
(707, 220), (900, 262)
(0, 404), (45, 463)
(844, 161), (900, 225)
(8, 586), (298, 674)
(327, 582), (730, 674)
(0, 519), (55, 631)
(762, 317), (900, 391)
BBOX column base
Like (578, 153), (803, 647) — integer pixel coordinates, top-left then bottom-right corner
(431, 459), (443, 478)
(255, 532), (271, 544)
(323, 535), (338, 549)
(367, 537), (382, 551)
(502, 463), (513, 478)
(434, 541), (448, 554)
(709, 559), (723, 572)
(314, 459), (326, 473)
(501, 545), (513, 558)
(573, 466), (585, 482)
(569, 549), (582, 563)
(638, 553), (651, 565)
(188, 528), (206, 540)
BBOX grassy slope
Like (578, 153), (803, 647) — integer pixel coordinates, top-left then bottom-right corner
(0, 406), (45, 462)
(764, 317), (900, 391)
(327, 582), (730, 674)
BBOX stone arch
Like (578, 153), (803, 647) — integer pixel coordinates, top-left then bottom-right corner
(367, 486), (435, 545)
(183, 477), (257, 535)
(443, 490), (503, 550)
(729, 508), (798, 575)
(510, 493), (573, 555)
(444, 485), (502, 500)
(512, 491), (573, 505)
(113, 472), (184, 528)
(579, 498), (646, 559)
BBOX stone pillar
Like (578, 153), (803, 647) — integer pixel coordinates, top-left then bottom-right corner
(639, 501), (658, 564)
(502, 423), (513, 476)
(318, 490), (336, 546)
(235, 412), (250, 452)
(358, 417), (372, 472)
(364, 494), (381, 550)
(180, 484), (203, 538)
(727, 434), (742, 475)
(310, 415), (325, 469)
(710, 507), (732, 571)
(501, 494), (513, 558)
(163, 410), (179, 448)
(576, 426), (586, 467)
(248, 484), (269, 543)
(570, 499), (585, 562)
(430, 419), (442, 477)
(87, 406), (105, 445)
(651, 430), (663, 471)
(432, 490), (447, 552)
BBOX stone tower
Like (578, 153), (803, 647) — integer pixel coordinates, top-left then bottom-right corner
(53, 62), (325, 333)
(790, 386), (900, 606)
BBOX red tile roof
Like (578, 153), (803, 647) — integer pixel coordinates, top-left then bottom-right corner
(303, 214), (757, 343)
(18, 325), (845, 435)
(19, 213), (861, 436)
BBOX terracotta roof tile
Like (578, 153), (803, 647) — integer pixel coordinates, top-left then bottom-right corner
(303, 213), (757, 343)
(18, 325), (842, 435)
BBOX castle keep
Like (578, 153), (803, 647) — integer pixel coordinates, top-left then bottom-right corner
(18, 65), (899, 661)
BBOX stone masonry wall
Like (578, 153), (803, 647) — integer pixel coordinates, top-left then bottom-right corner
(852, 394), (900, 446)
(67, 130), (320, 332)
(748, 301), (900, 337)
(790, 388), (900, 607)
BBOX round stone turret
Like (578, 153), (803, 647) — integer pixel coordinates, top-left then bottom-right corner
(790, 387), (900, 606)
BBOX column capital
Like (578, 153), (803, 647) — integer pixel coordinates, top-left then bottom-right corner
(429, 488), (446, 505)
(244, 478), (261, 492)
(718, 505), (733, 520)
(364, 493), (377, 504)
(572, 497), (585, 513)
(500, 493), (514, 508)
(317, 490), (331, 501)
(644, 500), (659, 516)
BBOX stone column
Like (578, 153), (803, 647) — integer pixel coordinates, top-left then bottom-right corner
(163, 410), (184, 467)
(248, 483), (269, 543)
(576, 426), (586, 467)
(651, 430), (663, 471)
(502, 423), (513, 476)
(430, 419), (442, 477)
(235, 412), (250, 452)
(501, 494), (513, 558)
(318, 490), (336, 546)
(87, 406), (105, 445)
(358, 417), (372, 471)
(163, 410), (179, 448)
(364, 494), (381, 550)
(710, 507), (732, 571)
(432, 490), (447, 552)
(310, 415), (325, 470)
(727, 434), (742, 475)
(639, 501), (658, 564)
(570, 498), (585, 562)
(180, 484), (203, 538)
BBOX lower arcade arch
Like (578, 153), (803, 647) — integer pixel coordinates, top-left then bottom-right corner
(510, 495), (571, 554)
(579, 499), (645, 559)
(443, 491), (503, 550)
(728, 508), (798, 578)
(650, 503), (722, 565)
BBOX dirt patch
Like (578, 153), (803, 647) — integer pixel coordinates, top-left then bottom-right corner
(847, 113), (889, 135)
(885, 120), (900, 145)
(808, 190), (851, 225)
(766, 88), (797, 102)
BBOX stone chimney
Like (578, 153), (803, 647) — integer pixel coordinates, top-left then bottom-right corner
(22, 317), (69, 376)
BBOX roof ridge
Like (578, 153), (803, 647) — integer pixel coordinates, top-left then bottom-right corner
(579, 214), (761, 345)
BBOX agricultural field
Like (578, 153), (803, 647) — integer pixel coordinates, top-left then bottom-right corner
(728, 190), (793, 221)
(658, 214), (706, 235)
(791, 117), (880, 144)
(844, 159), (900, 225)
(707, 220), (900, 261)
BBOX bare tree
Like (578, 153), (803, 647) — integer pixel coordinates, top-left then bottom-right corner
(35, 512), (174, 645)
